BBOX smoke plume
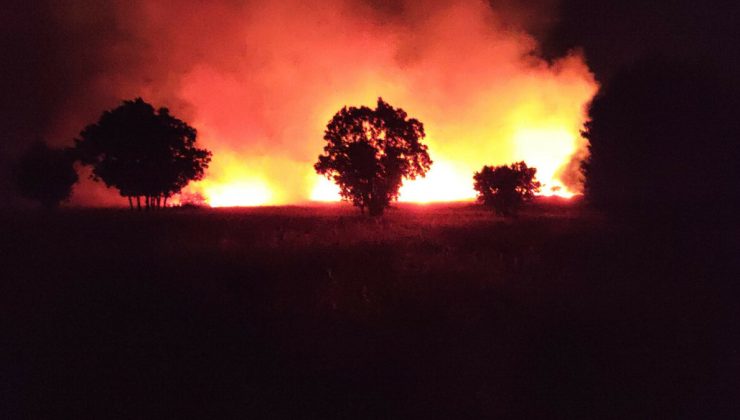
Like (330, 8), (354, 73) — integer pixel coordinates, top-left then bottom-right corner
(2, 0), (597, 206)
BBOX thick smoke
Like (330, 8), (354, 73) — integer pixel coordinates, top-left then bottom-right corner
(1, 0), (597, 206)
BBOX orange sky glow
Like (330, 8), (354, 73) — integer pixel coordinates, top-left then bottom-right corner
(189, 48), (596, 206)
(61, 1), (598, 207)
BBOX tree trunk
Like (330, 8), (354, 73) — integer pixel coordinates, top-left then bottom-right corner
(128, 196), (133, 210)
(164, 196), (168, 208)
(369, 202), (384, 216)
(367, 193), (384, 216)
(136, 196), (141, 210)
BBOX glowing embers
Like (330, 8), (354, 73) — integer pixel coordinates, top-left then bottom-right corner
(204, 180), (273, 207)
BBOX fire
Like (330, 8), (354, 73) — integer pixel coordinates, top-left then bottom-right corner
(205, 181), (272, 207)
(398, 160), (477, 203)
(309, 159), (478, 204)
(162, 2), (598, 208)
(310, 177), (341, 202)
(305, 132), (580, 206)
(511, 126), (582, 198)
(191, 104), (591, 206)
(190, 151), (279, 207)
(46, 1), (601, 207)
(189, 101), (591, 206)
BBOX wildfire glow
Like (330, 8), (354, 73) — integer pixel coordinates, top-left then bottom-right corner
(398, 160), (477, 203)
(155, 1), (598, 208)
(539, 181), (576, 198)
(310, 177), (341, 202)
(192, 111), (591, 206)
(191, 152), (277, 207)
(305, 140), (578, 206)
(205, 181), (272, 207)
(512, 127), (571, 181)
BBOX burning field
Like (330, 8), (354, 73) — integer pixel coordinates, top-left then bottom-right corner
(37, 0), (597, 207)
(3, 1), (738, 418)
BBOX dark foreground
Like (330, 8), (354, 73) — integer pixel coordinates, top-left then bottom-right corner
(1, 201), (738, 418)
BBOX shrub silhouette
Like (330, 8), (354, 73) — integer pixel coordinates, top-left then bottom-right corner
(177, 191), (208, 209)
(315, 98), (432, 216)
(581, 57), (740, 213)
(15, 141), (78, 209)
(74, 98), (211, 209)
(473, 162), (541, 216)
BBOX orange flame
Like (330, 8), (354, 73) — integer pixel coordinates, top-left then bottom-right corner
(166, 2), (597, 207)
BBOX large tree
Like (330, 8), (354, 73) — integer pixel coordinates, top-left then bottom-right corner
(473, 162), (541, 216)
(315, 98), (432, 215)
(581, 57), (740, 213)
(15, 141), (78, 209)
(75, 98), (211, 209)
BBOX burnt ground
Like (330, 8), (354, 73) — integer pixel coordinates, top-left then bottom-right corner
(1, 201), (738, 418)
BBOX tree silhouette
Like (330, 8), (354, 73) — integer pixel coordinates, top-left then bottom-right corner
(315, 98), (432, 215)
(15, 141), (78, 209)
(74, 98), (211, 210)
(473, 162), (541, 216)
(581, 57), (740, 213)
(177, 191), (208, 208)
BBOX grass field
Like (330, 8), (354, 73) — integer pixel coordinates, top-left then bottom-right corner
(1, 200), (737, 418)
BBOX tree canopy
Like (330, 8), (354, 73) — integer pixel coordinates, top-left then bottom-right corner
(473, 162), (541, 216)
(581, 57), (740, 213)
(315, 98), (432, 215)
(74, 98), (211, 209)
(15, 141), (78, 209)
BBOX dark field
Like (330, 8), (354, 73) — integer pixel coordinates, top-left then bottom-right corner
(2, 201), (737, 418)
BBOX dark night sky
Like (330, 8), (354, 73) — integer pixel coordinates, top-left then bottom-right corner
(1, 0), (737, 205)
(538, 0), (740, 82)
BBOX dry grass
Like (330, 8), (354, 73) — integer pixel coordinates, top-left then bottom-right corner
(1, 199), (735, 418)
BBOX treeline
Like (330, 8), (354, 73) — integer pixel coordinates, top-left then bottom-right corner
(15, 96), (541, 216)
(74, 99), (211, 210)
(16, 99), (211, 210)
(15, 56), (739, 217)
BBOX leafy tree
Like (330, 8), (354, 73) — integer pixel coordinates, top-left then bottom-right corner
(473, 162), (541, 216)
(74, 98), (211, 210)
(315, 98), (432, 215)
(15, 141), (78, 209)
(581, 57), (740, 213)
